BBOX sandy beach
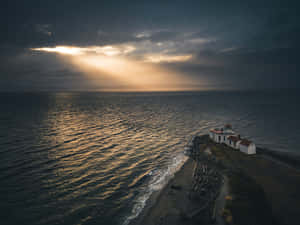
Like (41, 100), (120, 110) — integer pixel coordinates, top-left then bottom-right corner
(132, 135), (300, 225)
(131, 157), (197, 225)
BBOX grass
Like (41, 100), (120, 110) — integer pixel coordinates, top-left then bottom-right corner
(224, 170), (274, 225)
(196, 137), (277, 225)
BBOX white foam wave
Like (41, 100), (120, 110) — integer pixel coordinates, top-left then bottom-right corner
(122, 152), (188, 225)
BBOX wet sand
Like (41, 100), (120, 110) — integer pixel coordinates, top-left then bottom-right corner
(131, 157), (197, 225)
(132, 135), (300, 225)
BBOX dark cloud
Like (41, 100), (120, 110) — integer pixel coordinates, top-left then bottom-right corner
(1, 0), (300, 91)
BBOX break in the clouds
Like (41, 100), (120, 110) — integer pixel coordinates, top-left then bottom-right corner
(31, 45), (136, 56)
(31, 44), (193, 63)
(0, 0), (300, 91)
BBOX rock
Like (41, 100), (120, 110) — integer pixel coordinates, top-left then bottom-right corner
(171, 184), (182, 190)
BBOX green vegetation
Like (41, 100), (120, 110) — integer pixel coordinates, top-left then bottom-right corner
(198, 137), (276, 225)
(224, 170), (274, 225)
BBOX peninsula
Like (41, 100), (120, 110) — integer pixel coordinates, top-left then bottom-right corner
(131, 133), (300, 225)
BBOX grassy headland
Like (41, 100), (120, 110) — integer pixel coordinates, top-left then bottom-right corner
(132, 135), (300, 225)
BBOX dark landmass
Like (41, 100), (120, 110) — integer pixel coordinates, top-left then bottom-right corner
(131, 135), (300, 225)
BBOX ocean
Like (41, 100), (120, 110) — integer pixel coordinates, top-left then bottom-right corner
(1, 90), (300, 225)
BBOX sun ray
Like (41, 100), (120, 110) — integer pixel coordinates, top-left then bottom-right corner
(31, 45), (204, 91)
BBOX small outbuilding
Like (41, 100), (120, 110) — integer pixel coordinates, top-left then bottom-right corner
(226, 135), (241, 150)
(209, 124), (256, 155)
(239, 139), (256, 155)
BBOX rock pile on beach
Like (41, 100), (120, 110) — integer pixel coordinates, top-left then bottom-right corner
(190, 164), (222, 201)
(137, 134), (300, 225)
(183, 136), (223, 224)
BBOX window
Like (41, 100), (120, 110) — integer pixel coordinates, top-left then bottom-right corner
(224, 136), (225, 141)
(218, 136), (221, 141)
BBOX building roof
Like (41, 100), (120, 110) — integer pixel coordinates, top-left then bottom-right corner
(210, 129), (223, 134)
(240, 139), (252, 146)
(224, 124), (232, 129)
(227, 136), (240, 143)
(210, 127), (235, 135)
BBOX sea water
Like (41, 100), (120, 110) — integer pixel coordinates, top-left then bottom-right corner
(0, 90), (300, 225)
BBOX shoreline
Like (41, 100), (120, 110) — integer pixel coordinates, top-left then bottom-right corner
(256, 147), (300, 171)
(131, 135), (300, 225)
(129, 157), (195, 225)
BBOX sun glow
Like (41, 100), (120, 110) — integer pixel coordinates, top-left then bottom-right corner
(32, 46), (84, 55)
(145, 54), (192, 63)
(31, 45), (136, 56)
(70, 55), (193, 90)
(31, 45), (201, 91)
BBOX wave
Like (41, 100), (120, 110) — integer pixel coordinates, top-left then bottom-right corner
(122, 151), (188, 225)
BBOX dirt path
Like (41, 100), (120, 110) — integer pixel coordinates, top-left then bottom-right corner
(215, 176), (228, 225)
(211, 143), (300, 225)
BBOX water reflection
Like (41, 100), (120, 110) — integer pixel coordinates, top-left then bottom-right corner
(0, 91), (300, 225)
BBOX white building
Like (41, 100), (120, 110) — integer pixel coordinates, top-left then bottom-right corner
(209, 124), (235, 144)
(209, 124), (256, 155)
(226, 135), (241, 149)
(209, 129), (225, 143)
(239, 139), (256, 154)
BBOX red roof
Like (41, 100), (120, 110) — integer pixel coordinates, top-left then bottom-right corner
(224, 124), (232, 129)
(210, 129), (223, 134)
(240, 139), (252, 146)
(227, 136), (240, 143)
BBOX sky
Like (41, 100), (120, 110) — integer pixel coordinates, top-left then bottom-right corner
(0, 0), (300, 91)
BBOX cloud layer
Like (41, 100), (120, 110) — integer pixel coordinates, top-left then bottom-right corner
(1, 0), (300, 91)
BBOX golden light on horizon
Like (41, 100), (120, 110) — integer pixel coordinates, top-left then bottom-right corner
(31, 45), (136, 56)
(71, 55), (184, 90)
(31, 45), (204, 91)
(32, 46), (84, 55)
(144, 54), (192, 63)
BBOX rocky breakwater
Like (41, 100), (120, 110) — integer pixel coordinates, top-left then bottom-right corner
(137, 134), (300, 225)
(183, 135), (225, 224)
(189, 135), (287, 225)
